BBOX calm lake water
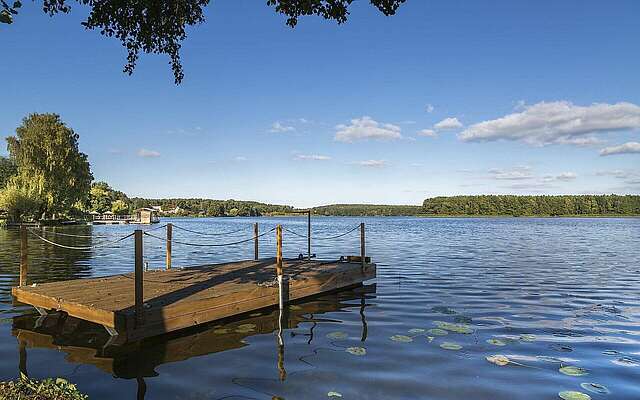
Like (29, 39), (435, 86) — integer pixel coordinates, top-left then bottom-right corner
(1, 217), (639, 399)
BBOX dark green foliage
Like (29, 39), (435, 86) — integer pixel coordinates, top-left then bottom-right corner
(422, 195), (640, 216)
(6, 113), (93, 219)
(0, 156), (17, 189)
(89, 181), (130, 214)
(311, 204), (424, 216)
(3, 1), (406, 83)
(0, 374), (88, 400)
(129, 198), (294, 217)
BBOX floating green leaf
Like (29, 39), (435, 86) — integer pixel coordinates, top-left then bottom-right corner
(486, 338), (507, 346)
(408, 328), (426, 334)
(454, 315), (473, 324)
(486, 355), (510, 366)
(427, 328), (448, 336)
(559, 366), (589, 376)
(327, 331), (349, 340)
(558, 390), (591, 400)
(235, 323), (256, 333)
(580, 383), (610, 395)
(519, 334), (537, 342)
(611, 356), (639, 367)
(426, 336), (435, 342)
(439, 342), (462, 351)
(432, 305), (456, 314)
(390, 335), (413, 343)
(346, 346), (366, 356)
(434, 321), (473, 334)
(327, 391), (343, 398)
(213, 328), (229, 334)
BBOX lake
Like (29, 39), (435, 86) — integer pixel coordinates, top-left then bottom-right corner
(1, 217), (639, 399)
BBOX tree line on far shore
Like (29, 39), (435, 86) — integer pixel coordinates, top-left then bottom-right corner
(421, 195), (640, 216)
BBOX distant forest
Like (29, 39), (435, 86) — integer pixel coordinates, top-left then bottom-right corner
(130, 198), (294, 217)
(310, 204), (424, 216)
(421, 195), (640, 216)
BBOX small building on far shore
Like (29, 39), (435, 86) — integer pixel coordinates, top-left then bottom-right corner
(134, 208), (160, 224)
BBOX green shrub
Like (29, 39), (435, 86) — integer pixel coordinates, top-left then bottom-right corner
(0, 374), (88, 400)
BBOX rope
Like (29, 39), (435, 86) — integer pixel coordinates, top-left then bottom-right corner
(143, 227), (277, 247)
(27, 229), (135, 250)
(171, 224), (248, 237)
(282, 224), (361, 241)
(38, 224), (167, 239)
(313, 224), (361, 240)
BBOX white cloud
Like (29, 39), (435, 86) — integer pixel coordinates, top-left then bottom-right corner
(426, 104), (435, 113)
(434, 117), (463, 130)
(294, 154), (331, 161)
(137, 148), (160, 158)
(269, 121), (295, 133)
(417, 129), (437, 138)
(488, 166), (534, 180)
(459, 101), (640, 145)
(542, 172), (577, 182)
(353, 160), (386, 168)
(599, 141), (640, 156)
(335, 116), (402, 143)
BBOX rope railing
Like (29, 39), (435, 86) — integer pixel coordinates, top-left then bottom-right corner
(171, 224), (248, 237)
(27, 228), (135, 251)
(37, 224), (168, 239)
(282, 224), (361, 241)
(143, 226), (277, 247)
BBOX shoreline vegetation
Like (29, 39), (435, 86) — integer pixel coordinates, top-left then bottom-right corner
(0, 114), (639, 225)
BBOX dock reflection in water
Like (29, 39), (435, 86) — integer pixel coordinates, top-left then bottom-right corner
(11, 284), (375, 398)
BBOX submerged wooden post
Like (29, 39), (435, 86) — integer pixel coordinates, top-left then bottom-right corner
(166, 223), (172, 270)
(134, 229), (144, 327)
(20, 225), (28, 286)
(254, 223), (259, 261)
(276, 225), (283, 276)
(307, 210), (311, 261)
(360, 222), (365, 270)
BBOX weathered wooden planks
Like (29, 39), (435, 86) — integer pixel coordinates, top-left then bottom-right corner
(12, 258), (375, 342)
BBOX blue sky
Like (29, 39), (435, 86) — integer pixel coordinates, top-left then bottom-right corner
(1, 0), (639, 207)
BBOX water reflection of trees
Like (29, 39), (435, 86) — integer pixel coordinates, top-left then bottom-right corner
(0, 226), (96, 307)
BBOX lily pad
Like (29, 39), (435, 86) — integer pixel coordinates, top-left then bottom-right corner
(213, 328), (229, 334)
(432, 305), (456, 314)
(486, 338), (507, 346)
(580, 383), (610, 395)
(427, 328), (448, 336)
(390, 335), (413, 343)
(346, 346), (366, 356)
(558, 391), (591, 400)
(327, 391), (343, 398)
(611, 356), (639, 367)
(434, 321), (473, 334)
(426, 336), (435, 342)
(408, 328), (426, 334)
(454, 315), (473, 324)
(439, 342), (462, 351)
(486, 355), (510, 366)
(235, 323), (257, 333)
(327, 331), (349, 340)
(559, 366), (589, 376)
(519, 334), (537, 342)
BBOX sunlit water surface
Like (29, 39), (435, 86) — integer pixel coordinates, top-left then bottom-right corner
(1, 217), (639, 399)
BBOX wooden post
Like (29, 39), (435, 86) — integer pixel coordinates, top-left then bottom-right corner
(166, 223), (172, 270)
(20, 225), (28, 286)
(360, 222), (365, 270)
(307, 210), (311, 261)
(276, 225), (283, 276)
(134, 229), (144, 327)
(254, 223), (259, 261)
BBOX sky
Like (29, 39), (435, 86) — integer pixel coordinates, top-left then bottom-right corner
(1, 0), (639, 208)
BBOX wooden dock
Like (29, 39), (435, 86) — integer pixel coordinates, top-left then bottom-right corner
(12, 258), (375, 342)
(13, 221), (374, 343)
